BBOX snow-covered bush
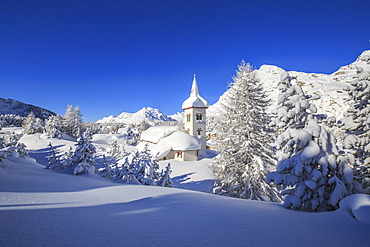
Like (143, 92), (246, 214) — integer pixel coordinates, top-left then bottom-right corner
(0, 114), (25, 127)
(212, 61), (282, 202)
(1, 132), (22, 147)
(0, 139), (28, 166)
(268, 77), (359, 211)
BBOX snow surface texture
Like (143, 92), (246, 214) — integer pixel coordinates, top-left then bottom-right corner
(1, 130), (370, 246)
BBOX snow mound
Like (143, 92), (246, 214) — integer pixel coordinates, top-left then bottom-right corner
(339, 194), (370, 224)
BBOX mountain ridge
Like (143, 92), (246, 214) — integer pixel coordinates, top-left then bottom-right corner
(0, 97), (56, 120)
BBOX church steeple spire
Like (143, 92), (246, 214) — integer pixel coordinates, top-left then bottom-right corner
(191, 74), (199, 96)
(182, 74), (209, 110)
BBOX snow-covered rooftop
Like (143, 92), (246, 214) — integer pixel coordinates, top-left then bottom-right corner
(182, 75), (209, 110)
(141, 126), (182, 143)
(138, 126), (201, 159)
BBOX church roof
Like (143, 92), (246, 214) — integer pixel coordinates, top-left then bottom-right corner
(182, 74), (209, 110)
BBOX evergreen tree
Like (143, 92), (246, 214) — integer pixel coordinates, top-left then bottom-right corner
(15, 143), (28, 157)
(157, 163), (173, 187)
(212, 61), (282, 202)
(45, 142), (61, 170)
(44, 115), (63, 138)
(66, 128), (96, 175)
(63, 105), (83, 138)
(22, 112), (43, 134)
(135, 144), (160, 185)
(267, 77), (359, 211)
(341, 69), (370, 194)
(107, 140), (126, 159)
(60, 146), (74, 171)
(97, 155), (114, 179)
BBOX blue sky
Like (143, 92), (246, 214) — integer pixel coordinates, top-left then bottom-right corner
(1, 0), (369, 122)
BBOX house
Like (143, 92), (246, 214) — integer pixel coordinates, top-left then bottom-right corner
(137, 126), (201, 161)
(137, 74), (209, 161)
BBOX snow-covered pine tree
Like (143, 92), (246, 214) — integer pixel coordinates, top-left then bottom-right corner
(44, 115), (63, 138)
(116, 152), (140, 184)
(108, 140), (126, 159)
(45, 142), (61, 170)
(341, 69), (370, 194)
(135, 144), (160, 185)
(157, 163), (173, 187)
(62, 105), (83, 138)
(66, 128), (97, 175)
(212, 61), (282, 202)
(60, 146), (74, 171)
(73, 106), (83, 138)
(267, 76), (358, 211)
(15, 143), (28, 157)
(97, 155), (113, 179)
(22, 112), (44, 134)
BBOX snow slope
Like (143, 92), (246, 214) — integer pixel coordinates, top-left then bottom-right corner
(1, 155), (370, 246)
(1, 132), (370, 246)
(209, 50), (370, 122)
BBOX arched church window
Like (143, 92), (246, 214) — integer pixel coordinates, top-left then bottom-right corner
(196, 113), (203, 120)
(186, 114), (191, 122)
(197, 128), (202, 135)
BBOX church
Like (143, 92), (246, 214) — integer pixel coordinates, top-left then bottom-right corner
(138, 75), (209, 161)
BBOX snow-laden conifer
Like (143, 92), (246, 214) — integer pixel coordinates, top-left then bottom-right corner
(268, 76), (358, 211)
(212, 61), (282, 202)
(63, 105), (83, 138)
(341, 69), (370, 194)
(64, 128), (96, 175)
(157, 163), (173, 187)
(134, 144), (160, 185)
(22, 112), (44, 135)
(45, 142), (61, 170)
(44, 115), (63, 138)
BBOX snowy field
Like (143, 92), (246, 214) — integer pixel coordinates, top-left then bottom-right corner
(1, 130), (370, 246)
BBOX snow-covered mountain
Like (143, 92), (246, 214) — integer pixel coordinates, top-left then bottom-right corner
(97, 50), (370, 128)
(0, 97), (56, 120)
(97, 107), (176, 125)
(209, 50), (370, 122)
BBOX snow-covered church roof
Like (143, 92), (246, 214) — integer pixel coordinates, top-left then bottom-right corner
(182, 74), (209, 110)
(138, 126), (201, 159)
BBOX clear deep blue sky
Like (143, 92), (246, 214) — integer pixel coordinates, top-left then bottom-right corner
(1, 0), (369, 122)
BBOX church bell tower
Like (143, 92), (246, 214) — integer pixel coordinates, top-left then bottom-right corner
(182, 74), (209, 154)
